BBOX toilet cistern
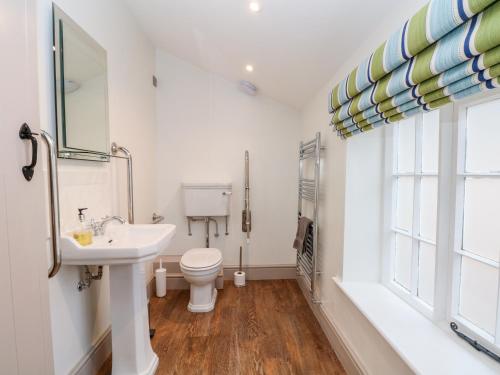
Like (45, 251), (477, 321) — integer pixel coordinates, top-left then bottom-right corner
(183, 183), (232, 247)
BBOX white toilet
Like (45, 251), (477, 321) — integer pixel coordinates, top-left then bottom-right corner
(180, 248), (223, 312)
(181, 182), (231, 312)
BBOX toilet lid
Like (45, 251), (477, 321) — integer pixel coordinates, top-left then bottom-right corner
(181, 248), (222, 269)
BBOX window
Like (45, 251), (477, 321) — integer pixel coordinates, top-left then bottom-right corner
(383, 94), (500, 358)
(450, 97), (500, 352)
(387, 112), (440, 314)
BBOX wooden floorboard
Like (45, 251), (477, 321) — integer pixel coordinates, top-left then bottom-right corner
(97, 280), (345, 375)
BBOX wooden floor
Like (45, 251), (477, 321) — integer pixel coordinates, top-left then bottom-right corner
(97, 280), (345, 375)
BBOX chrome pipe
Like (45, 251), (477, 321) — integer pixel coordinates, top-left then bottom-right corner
(301, 143), (316, 152)
(299, 188), (315, 194)
(300, 154), (316, 161)
(299, 191), (315, 198)
(299, 185), (316, 190)
(297, 141), (303, 218)
(299, 185), (315, 191)
(209, 217), (219, 237)
(205, 217), (210, 248)
(311, 132), (321, 303)
(301, 139), (316, 148)
(299, 192), (316, 199)
(41, 131), (61, 278)
(111, 142), (134, 224)
(299, 196), (316, 202)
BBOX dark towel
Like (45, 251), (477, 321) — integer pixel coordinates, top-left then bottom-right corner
(293, 216), (313, 253)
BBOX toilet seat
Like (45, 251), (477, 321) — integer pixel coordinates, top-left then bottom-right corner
(180, 248), (222, 271)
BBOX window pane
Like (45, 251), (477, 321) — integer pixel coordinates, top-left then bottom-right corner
(463, 178), (500, 262)
(418, 242), (436, 306)
(396, 177), (414, 232)
(420, 177), (438, 242)
(422, 110), (440, 173)
(397, 118), (415, 173)
(465, 99), (500, 172)
(394, 234), (412, 290)
(459, 256), (498, 335)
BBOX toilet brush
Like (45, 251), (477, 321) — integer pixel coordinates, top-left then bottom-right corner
(234, 246), (246, 287)
(155, 258), (167, 297)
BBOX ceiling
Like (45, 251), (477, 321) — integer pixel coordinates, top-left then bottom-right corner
(125, 0), (424, 109)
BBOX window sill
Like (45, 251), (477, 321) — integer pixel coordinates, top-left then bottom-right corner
(333, 277), (500, 374)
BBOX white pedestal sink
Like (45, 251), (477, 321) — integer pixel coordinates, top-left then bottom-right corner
(61, 224), (176, 375)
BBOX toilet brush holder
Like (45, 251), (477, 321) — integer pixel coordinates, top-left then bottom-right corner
(155, 267), (167, 297)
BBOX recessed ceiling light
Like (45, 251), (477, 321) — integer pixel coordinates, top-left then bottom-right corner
(249, 2), (261, 13)
(245, 64), (254, 72)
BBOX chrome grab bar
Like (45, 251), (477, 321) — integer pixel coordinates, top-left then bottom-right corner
(111, 142), (134, 223)
(242, 150), (251, 238)
(41, 131), (61, 278)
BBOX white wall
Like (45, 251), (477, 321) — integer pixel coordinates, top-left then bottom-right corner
(299, 1), (428, 373)
(155, 50), (300, 266)
(37, 0), (156, 373)
(343, 130), (385, 283)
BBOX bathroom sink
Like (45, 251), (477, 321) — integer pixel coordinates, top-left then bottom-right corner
(61, 224), (176, 265)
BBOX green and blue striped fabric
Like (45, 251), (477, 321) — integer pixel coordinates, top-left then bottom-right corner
(341, 77), (500, 138)
(337, 63), (500, 136)
(329, 0), (500, 138)
(334, 46), (500, 131)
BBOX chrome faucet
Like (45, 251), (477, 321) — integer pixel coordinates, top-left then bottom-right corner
(91, 215), (127, 236)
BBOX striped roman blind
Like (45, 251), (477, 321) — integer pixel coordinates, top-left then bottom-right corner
(329, 0), (500, 138)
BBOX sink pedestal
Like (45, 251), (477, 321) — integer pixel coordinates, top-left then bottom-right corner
(109, 262), (158, 375)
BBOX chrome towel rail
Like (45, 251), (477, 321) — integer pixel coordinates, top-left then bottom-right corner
(297, 132), (324, 303)
(41, 131), (61, 278)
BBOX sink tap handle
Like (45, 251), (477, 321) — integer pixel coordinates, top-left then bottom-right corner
(90, 218), (100, 236)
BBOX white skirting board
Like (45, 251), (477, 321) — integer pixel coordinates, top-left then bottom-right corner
(151, 258), (297, 290)
(222, 264), (296, 280)
(296, 275), (367, 375)
(71, 327), (111, 375)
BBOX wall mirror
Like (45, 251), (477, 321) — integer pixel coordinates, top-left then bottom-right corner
(53, 5), (110, 161)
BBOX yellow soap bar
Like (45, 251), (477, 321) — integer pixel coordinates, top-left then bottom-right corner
(74, 231), (93, 246)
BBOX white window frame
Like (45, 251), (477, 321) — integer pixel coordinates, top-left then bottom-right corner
(447, 92), (500, 356)
(383, 91), (500, 358)
(383, 113), (440, 319)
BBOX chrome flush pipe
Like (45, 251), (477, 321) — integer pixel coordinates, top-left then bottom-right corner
(111, 142), (134, 223)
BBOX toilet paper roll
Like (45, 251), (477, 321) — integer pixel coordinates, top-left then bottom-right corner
(155, 268), (167, 297)
(234, 271), (246, 288)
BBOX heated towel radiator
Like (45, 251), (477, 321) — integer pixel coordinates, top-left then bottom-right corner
(297, 132), (324, 303)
